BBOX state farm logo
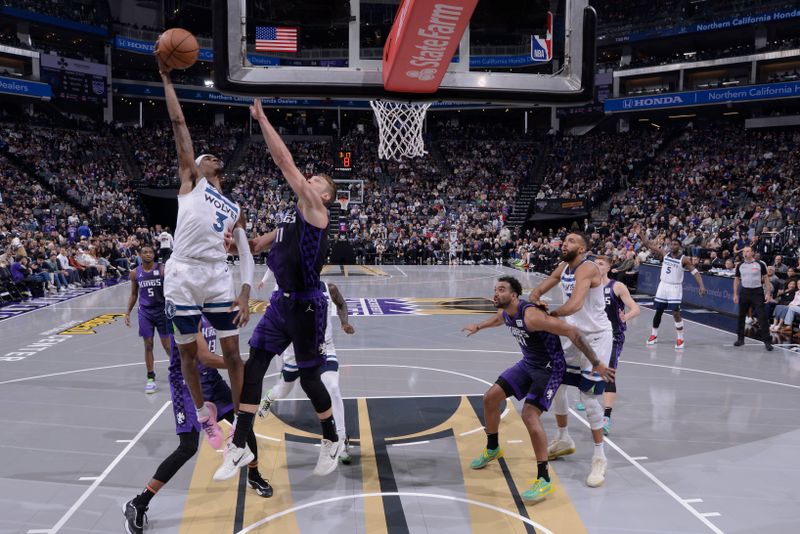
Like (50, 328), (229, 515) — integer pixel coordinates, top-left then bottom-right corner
(404, 3), (467, 80)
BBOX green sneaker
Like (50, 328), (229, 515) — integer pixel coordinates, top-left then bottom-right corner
(576, 402), (585, 411)
(470, 447), (503, 469)
(521, 477), (553, 504)
(602, 416), (611, 436)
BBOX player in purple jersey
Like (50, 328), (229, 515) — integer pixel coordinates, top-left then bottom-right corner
(124, 245), (170, 394)
(595, 256), (640, 436)
(214, 99), (340, 482)
(122, 317), (272, 533)
(462, 276), (614, 504)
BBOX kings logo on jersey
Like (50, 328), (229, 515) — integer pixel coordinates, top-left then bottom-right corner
(530, 11), (553, 63)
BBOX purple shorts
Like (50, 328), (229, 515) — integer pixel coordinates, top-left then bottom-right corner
(499, 358), (565, 412)
(139, 309), (169, 339)
(249, 291), (328, 368)
(610, 336), (624, 369)
(170, 376), (234, 435)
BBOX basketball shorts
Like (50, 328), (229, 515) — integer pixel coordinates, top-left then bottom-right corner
(561, 328), (613, 394)
(498, 357), (565, 411)
(170, 373), (234, 435)
(249, 291), (328, 369)
(164, 257), (238, 343)
(654, 282), (682, 311)
(138, 308), (169, 339)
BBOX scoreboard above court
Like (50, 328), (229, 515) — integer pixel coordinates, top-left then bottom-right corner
(335, 149), (353, 172)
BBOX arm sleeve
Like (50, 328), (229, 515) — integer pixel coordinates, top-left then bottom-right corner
(233, 227), (254, 288)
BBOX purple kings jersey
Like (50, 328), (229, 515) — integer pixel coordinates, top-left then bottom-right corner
(67, 226), (78, 243)
(168, 317), (220, 388)
(267, 207), (328, 293)
(136, 263), (165, 312)
(502, 301), (565, 368)
(604, 280), (626, 340)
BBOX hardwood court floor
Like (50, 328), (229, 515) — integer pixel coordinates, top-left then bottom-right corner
(1, 265), (798, 533)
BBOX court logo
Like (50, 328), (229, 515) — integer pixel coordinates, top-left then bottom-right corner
(58, 313), (126, 335)
(165, 300), (177, 319)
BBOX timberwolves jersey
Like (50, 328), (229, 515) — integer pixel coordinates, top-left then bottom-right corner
(136, 263), (164, 312)
(660, 254), (684, 284)
(173, 177), (240, 262)
(604, 280), (626, 340)
(559, 259), (612, 333)
(268, 207), (328, 293)
(503, 300), (565, 368)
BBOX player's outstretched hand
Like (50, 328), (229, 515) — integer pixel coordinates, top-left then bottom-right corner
(123, 313), (131, 328)
(250, 98), (266, 121)
(342, 323), (355, 334)
(593, 362), (616, 383)
(462, 324), (480, 337)
(231, 293), (250, 327)
(154, 53), (172, 76)
(256, 280), (265, 290)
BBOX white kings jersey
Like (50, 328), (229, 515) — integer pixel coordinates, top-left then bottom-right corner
(172, 177), (240, 262)
(559, 259), (612, 334)
(660, 254), (685, 284)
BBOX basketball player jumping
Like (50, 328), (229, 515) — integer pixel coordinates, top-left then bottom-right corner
(595, 255), (640, 436)
(463, 276), (614, 504)
(636, 225), (706, 349)
(214, 99), (340, 481)
(123, 244), (170, 394)
(123, 318), (271, 534)
(528, 233), (613, 487)
(258, 272), (355, 464)
(158, 56), (255, 450)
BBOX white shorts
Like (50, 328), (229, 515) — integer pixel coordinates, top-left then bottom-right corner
(164, 257), (238, 342)
(654, 282), (683, 311)
(561, 328), (613, 384)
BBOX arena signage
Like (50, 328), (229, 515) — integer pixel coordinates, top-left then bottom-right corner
(0, 6), (107, 37)
(600, 7), (800, 44)
(0, 76), (52, 99)
(604, 81), (800, 112)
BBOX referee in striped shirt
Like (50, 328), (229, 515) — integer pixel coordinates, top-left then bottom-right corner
(733, 246), (773, 351)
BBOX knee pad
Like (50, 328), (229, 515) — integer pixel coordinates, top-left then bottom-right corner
(552, 386), (568, 416)
(580, 391), (604, 430)
(605, 381), (617, 394)
(299, 367), (332, 413)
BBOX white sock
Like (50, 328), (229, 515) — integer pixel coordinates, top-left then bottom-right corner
(593, 441), (606, 460)
(557, 426), (570, 442)
(651, 327), (658, 336)
(196, 404), (210, 421)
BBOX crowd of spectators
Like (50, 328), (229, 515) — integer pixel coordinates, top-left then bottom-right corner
(4, 0), (110, 27)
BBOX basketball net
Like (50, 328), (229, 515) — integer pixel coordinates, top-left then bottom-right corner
(369, 100), (431, 161)
(337, 196), (350, 212)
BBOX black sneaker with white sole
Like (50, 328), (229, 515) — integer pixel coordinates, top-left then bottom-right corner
(123, 498), (148, 534)
(247, 470), (274, 498)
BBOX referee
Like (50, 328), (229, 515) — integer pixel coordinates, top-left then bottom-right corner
(733, 246), (773, 351)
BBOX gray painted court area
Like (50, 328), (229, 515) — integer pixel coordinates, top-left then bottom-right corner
(1, 265), (799, 533)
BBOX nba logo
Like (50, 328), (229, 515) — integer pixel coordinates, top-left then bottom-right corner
(530, 11), (553, 63)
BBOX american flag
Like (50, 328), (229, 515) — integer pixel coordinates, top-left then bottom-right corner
(255, 26), (298, 53)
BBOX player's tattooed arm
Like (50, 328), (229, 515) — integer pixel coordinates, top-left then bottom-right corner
(328, 284), (355, 334)
(634, 223), (664, 260)
(462, 311), (504, 336)
(156, 56), (198, 194)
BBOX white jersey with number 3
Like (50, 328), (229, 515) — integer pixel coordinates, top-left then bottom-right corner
(559, 259), (612, 334)
(172, 177), (240, 263)
(660, 254), (684, 284)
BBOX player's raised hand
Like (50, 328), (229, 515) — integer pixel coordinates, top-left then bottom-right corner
(231, 293), (250, 327)
(154, 53), (172, 76)
(462, 324), (480, 336)
(592, 361), (616, 383)
(250, 98), (266, 121)
(123, 313), (131, 328)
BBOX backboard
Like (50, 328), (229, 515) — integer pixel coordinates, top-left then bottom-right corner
(212, 0), (596, 105)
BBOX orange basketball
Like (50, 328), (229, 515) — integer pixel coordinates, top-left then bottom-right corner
(155, 28), (199, 70)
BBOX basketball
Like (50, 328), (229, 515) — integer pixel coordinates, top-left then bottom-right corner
(155, 28), (199, 70)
